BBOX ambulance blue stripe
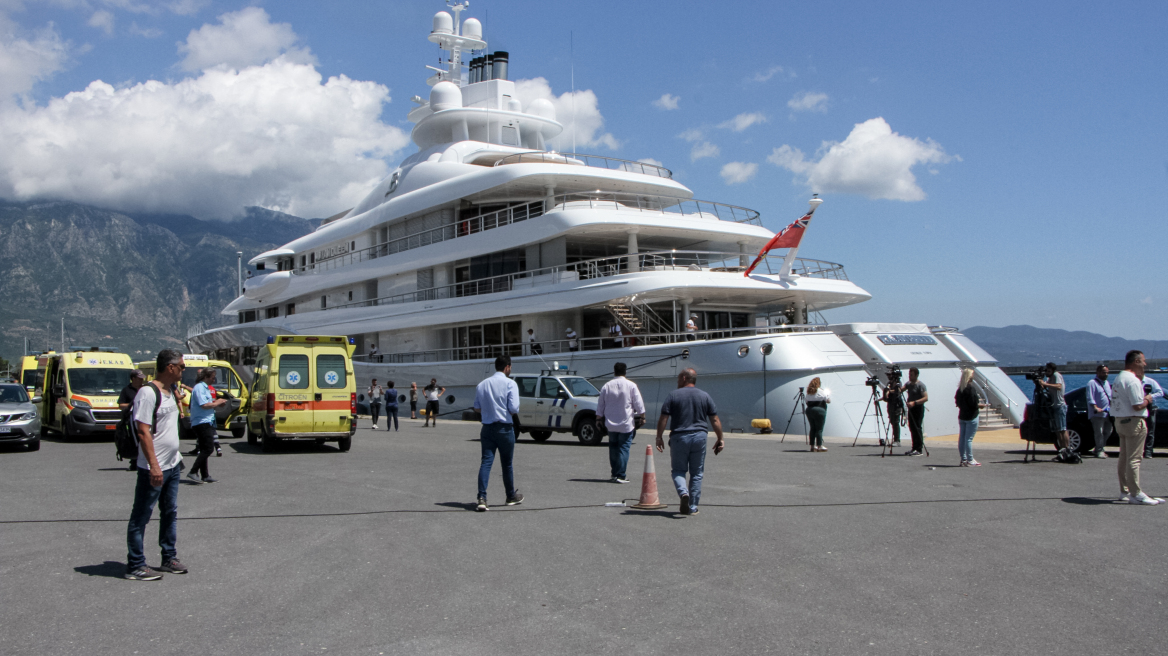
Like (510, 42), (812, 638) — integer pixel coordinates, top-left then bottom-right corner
(555, 415), (562, 427)
(547, 415), (553, 426)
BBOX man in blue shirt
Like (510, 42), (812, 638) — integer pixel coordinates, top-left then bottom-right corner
(472, 356), (523, 512)
(655, 367), (725, 515)
(187, 368), (226, 484)
(1087, 364), (1113, 458)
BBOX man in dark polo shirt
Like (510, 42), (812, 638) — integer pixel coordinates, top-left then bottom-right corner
(655, 367), (725, 515)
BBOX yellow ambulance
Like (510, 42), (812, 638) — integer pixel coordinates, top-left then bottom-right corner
(19, 352), (52, 394)
(246, 335), (356, 452)
(138, 354), (251, 438)
(37, 347), (135, 439)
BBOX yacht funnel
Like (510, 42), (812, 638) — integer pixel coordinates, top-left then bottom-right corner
(492, 51), (509, 80)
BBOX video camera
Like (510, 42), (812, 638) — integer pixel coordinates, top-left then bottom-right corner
(1024, 366), (1046, 381)
(865, 375), (882, 388)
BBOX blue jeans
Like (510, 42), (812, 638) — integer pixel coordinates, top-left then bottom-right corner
(608, 430), (636, 479)
(385, 405), (399, 430)
(126, 464), (181, 568)
(1051, 404), (1067, 431)
(478, 423), (517, 501)
(669, 431), (707, 511)
(958, 417), (979, 462)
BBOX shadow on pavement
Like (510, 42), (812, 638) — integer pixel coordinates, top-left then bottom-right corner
(567, 478), (617, 483)
(74, 561), (127, 579)
(1062, 497), (1116, 505)
(435, 501), (477, 511)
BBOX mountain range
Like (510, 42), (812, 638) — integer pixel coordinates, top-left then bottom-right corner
(961, 325), (1168, 366)
(0, 199), (313, 359)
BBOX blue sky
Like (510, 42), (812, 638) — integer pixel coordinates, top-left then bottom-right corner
(2, 0), (1166, 339)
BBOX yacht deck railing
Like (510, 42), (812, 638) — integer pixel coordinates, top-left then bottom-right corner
(494, 151), (673, 179)
(354, 325), (831, 364)
(328, 249), (848, 312)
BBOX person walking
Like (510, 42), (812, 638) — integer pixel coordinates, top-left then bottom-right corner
(473, 356), (523, 512)
(596, 362), (646, 483)
(1112, 350), (1162, 505)
(805, 377), (830, 452)
(187, 368), (227, 484)
(565, 327), (579, 352)
(125, 349), (188, 581)
(117, 369), (147, 471)
(384, 381), (400, 431)
(409, 382), (418, 419)
(422, 379), (445, 427)
(954, 368), (981, 466)
(1087, 365), (1113, 458)
(655, 367), (725, 515)
(367, 378), (384, 429)
(903, 367), (928, 456)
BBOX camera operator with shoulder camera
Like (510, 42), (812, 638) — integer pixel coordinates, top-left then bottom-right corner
(880, 367), (904, 447)
(1037, 362), (1069, 451)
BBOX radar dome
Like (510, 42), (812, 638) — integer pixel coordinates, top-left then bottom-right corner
(462, 18), (482, 40)
(432, 12), (453, 34)
(429, 81), (463, 111)
(527, 98), (556, 121)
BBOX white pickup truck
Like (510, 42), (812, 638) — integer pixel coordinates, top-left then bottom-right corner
(510, 373), (604, 445)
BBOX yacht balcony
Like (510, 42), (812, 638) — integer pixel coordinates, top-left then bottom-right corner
(326, 250), (848, 312)
(494, 151), (673, 179)
(292, 194), (763, 276)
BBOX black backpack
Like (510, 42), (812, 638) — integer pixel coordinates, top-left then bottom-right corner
(1055, 447), (1082, 464)
(114, 384), (168, 463)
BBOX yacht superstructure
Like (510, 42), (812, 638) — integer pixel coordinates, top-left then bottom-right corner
(189, 3), (1028, 441)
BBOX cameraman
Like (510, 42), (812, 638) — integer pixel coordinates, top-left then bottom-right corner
(1140, 374), (1162, 459)
(903, 368), (928, 456)
(1037, 362), (1069, 451)
(881, 376), (904, 447)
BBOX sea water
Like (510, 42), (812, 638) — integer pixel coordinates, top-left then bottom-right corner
(1008, 372), (1168, 409)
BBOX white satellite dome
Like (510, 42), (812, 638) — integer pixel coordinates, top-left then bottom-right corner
(429, 81), (463, 111)
(432, 11), (453, 35)
(462, 17), (482, 40)
(527, 98), (556, 121)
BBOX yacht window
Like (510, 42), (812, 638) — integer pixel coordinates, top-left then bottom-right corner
(265, 307), (279, 319)
(320, 296), (326, 309)
(286, 303), (296, 316)
(452, 320), (523, 360)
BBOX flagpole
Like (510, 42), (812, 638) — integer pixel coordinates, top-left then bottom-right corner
(779, 196), (822, 279)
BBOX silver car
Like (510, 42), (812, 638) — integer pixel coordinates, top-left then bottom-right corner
(0, 383), (42, 451)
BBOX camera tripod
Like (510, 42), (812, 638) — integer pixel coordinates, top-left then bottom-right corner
(851, 382), (893, 455)
(779, 387), (808, 444)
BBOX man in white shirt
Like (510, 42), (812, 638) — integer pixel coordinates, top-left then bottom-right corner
(422, 378), (445, 427)
(685, 316), (698, 341)
(125, 349), (189, 580)
(472, 356), (523, 511)
(608, 322), (623, 349)
(596, 362), (646, 483)
(1111, 350), (1161, 505)
(565, 327), (579, 352)
(526, 328), (542, 356)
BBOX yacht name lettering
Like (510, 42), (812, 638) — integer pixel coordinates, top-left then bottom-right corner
(877, 335), (938, 346)
(317, 244), (350, 260)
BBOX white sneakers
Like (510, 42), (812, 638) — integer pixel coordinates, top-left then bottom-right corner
(1128, 492), (1164, 505)
(371, 423), (378, 429)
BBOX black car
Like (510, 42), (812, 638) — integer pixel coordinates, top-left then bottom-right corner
(1021, 386), (1166, 453)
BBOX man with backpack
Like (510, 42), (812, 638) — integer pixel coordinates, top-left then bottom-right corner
(116, 370), (146, 471)
(125, 349), (189, 581)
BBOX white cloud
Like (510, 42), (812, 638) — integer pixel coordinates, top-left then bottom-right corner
(637, 157), (663, 167)
(178, 7), (315, 72)
(690, 141), (720, 162)
(767, 117), (954, 201)
(752, 66), (791, 83)
(514, 77), (618, 151)
(0, 18), (68, 99)
(719, 111), (767, 132)
(1141, 296), (1153, 306)
(0, 59), (411, 219)
(88, 10), (115, 35)
(166, 0), (209, 15)
(129, 21), (162, 38)
(678, 128), (703, 142)
(652, 93), (679, 110)
(787, 91), (828, 113)
(720, 161), (757, 185)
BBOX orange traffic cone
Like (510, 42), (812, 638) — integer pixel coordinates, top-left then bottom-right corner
(631, 445), (668, 509)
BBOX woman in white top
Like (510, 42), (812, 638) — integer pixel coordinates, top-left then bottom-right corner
(805, 377), (831, 452)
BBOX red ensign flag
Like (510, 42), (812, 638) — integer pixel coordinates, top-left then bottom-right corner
(743, 212), (813, 276)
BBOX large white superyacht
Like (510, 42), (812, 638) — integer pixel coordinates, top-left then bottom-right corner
(188, 3), (1028, 443)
